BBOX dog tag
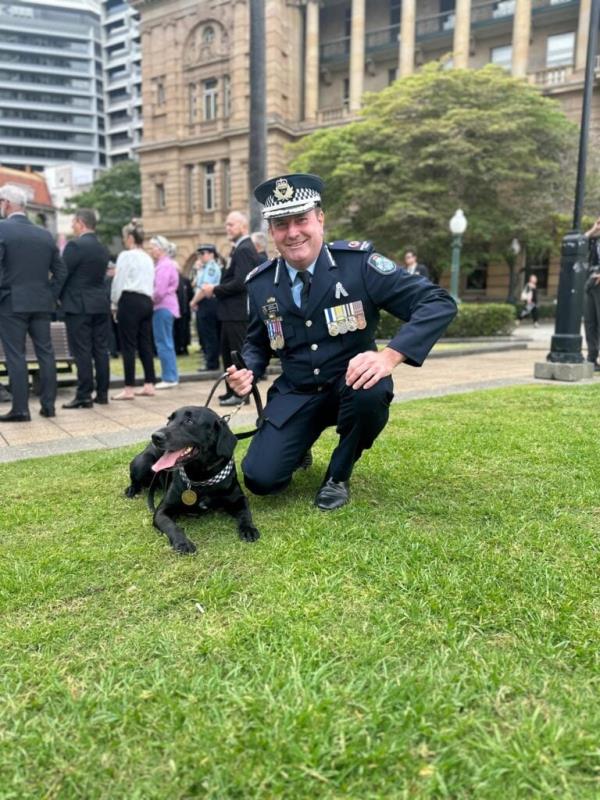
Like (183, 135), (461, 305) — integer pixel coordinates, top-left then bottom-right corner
(181, 489), (197, 506)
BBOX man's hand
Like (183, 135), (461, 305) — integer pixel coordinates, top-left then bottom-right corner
(201, 283), (215, 297)
(585, 217), (600, 238)
(345, 347), (405, 390)
(226, 365), (254, 397)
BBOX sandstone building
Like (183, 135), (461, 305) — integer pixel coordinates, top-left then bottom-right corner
(134, 0), (596, 298)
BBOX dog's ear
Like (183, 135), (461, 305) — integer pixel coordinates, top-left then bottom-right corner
(215, 418), (237, 459)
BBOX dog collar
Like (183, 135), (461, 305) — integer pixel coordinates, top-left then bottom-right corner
(178, 458), (234, 488)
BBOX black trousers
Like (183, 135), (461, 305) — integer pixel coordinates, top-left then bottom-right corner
(242, 374), (394, 494)
(0, 311), (56, 414)
(117, 292), (156, 387)
(220, 319), (247, 393)
(197, 297), (220, 370)
(584, 283), (600, 362)
(65, 312), (110, 400)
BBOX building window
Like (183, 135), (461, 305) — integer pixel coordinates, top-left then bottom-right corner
(185, 165), (194, 213)
(222, 160), (231, 210)
(188, 83), (197, 123)
(223, 75), (231, 118)
(440, 0), (455, 31)
(493, 0), (515, 18)
(203, 163), (215, 211)
(526, 253), (549, 291)
(156, 183), (166, 209)
(388, 67), (397, 85)
(343, 77), (350, 108)
(546, 32), (575, 68)
(153, 77), (166, 109)
(203, 25), (215, 44)
(490, 44), (512, 70)
(203, 78), (218, 120)
(390, 0), (401, 27)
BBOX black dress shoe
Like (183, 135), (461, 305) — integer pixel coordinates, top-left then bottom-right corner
(39, 407), (56, 418)
(62, 398), (93, 409)
(315, 478), (350, 511)
(219, 394), (250, 407)
(0, 411), (31, 422)
(93, 395), (109, 405)
(218, 392), (232, 402)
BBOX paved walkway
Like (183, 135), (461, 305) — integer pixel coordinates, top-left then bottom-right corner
(0, 323), (592, 463)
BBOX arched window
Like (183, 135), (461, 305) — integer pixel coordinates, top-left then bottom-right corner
(203, 26), (215, 44)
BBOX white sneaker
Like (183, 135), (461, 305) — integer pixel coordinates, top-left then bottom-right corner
(155, 381), (178, 390)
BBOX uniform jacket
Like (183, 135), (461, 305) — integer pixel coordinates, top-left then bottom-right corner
(242, 241), (457, 427)
(59, 232), (110, 315)
(0, 214), (67, 314)
(214, 235), (262, 322)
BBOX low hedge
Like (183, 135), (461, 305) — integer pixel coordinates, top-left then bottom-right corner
(376, 302), (516, 339)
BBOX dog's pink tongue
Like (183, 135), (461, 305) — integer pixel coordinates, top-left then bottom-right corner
(152, 448), (187, 472)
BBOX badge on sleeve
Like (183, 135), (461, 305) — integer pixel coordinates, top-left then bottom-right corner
(368, 253), (397, 275)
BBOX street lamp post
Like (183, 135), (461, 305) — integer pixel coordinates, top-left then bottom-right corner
(449, 209), (467, 302)
(536, 0), (600, 381)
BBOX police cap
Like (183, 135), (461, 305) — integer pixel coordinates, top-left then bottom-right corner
(196, 243), (217, 254)
(254, 173), (324, 220)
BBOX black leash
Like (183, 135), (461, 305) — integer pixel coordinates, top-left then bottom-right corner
(205, 351), (264, 441)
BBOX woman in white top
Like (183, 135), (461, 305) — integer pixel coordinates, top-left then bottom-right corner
(110, 220), (156, 399)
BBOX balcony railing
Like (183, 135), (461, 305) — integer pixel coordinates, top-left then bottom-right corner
(532, 0), (575, 10)
(320, 36), (350, 62)
(365, 24), (399, 52)
(531, 63), (574, 86)
(317, 105), (351, 124)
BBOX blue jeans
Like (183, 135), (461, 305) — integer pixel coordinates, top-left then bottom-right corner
(152, 308), (178, 383)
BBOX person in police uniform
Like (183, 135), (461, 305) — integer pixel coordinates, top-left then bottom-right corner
(226, 173), (457, 510)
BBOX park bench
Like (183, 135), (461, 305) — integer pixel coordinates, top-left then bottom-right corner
(0, 321), (75, 394)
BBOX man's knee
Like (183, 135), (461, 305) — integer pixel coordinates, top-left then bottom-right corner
(348, 380), (393, 415)
(242, 449), (291, 496)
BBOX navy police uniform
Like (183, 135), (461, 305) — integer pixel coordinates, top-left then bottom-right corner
(241, 239), (457, 495)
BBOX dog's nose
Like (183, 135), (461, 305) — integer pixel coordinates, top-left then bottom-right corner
(152, 430), (167, 448)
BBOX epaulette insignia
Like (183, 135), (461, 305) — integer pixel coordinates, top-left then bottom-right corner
(328, 240), (373, 252)
(367, 253), (397, 275)
(245, 258), (276, 283)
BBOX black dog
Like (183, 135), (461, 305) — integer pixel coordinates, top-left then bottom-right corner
(126, 406), (260, 554)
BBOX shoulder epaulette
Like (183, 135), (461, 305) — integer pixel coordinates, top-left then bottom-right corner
(328, 240), (373, 253)
(245, 258), (277, 283)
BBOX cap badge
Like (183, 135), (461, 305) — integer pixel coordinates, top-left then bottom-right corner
(273, 178), (295, 202)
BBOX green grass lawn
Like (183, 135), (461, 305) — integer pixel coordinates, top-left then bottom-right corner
(1, 385), (599, 798)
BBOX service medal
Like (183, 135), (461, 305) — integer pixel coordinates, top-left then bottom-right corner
(351, 300), (367, 330)
(346, 316), (358, 332)
(328, 322), (339, 336)
(181, 489), (197, 506)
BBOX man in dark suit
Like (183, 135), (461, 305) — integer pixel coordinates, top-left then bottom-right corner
(60, 209), (111, 408)
(0, 184), (67, 422)
(403, 248), (430, 280)
(200, 211), (262, 406)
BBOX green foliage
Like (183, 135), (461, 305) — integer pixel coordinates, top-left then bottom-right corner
(63, 161), (141, 248)
(2, 386), (600, 796)
(292, 64), (578, 278)
(445, 302), (516, 337)
(377, 302), (515, 338)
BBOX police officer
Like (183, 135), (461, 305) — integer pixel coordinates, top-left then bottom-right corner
(584, 216), (600, 369)
(226, 173), (457, 510)
(190, 244), (221, 371)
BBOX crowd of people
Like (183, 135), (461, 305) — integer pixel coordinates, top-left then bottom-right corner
(0, 184), (268, 421)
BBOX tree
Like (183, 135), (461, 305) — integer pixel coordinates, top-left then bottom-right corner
(63, 161), (141, 248)
(290, 63), (579, 297)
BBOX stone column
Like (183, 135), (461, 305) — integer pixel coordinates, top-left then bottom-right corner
(349, 0), (365, 111)
(230, 0), (248, 126)
(304, 0), (320, 120)
(511, 0), (531, 78)
(399, 0), (416, 78)
(453, 0), (471, 70)
(576, 0), (592, 72)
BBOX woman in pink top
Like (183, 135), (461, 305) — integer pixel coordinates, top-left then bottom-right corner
(149, 235), (181, 389)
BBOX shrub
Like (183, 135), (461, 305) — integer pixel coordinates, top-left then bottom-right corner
(445, 303), (515, 337)
(376, 303), (516, 339)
